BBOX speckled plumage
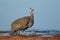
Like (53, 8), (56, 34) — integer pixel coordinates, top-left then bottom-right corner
(10, 8), (34, 35)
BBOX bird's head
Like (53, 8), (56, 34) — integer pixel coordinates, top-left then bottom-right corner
(29, 8), (34, 12)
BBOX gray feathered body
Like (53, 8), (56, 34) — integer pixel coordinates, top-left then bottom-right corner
(10, 8), (34, 34)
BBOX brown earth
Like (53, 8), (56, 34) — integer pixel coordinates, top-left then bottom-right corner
(0, 35), (60, 40)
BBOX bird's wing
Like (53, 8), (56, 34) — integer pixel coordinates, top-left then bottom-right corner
(12, 16), (30, 26)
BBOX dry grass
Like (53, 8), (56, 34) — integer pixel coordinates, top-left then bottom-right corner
(0, 35), (60, 40)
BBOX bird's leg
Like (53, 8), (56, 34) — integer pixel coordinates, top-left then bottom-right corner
(21, 30), (24, 33)
(19, 30), (21, 35)
(23, 31), (25, 34)
(19, 30), (23, 35)
(15, 30), (19, 35)
(16, 30), (20, 35)
(20, 30), (26, 35)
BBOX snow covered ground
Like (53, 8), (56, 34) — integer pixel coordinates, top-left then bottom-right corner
(0, 30), (60, 37)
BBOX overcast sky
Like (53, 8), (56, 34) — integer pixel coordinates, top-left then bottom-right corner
(0, 0), (60, 31)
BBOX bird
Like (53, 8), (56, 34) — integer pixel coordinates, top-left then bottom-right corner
(10, 8), (34, 35)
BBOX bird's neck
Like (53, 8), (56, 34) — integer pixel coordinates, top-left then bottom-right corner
(30, 12), (34, 20)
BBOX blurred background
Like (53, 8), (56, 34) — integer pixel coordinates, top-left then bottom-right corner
(0, 0), (60, 31)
